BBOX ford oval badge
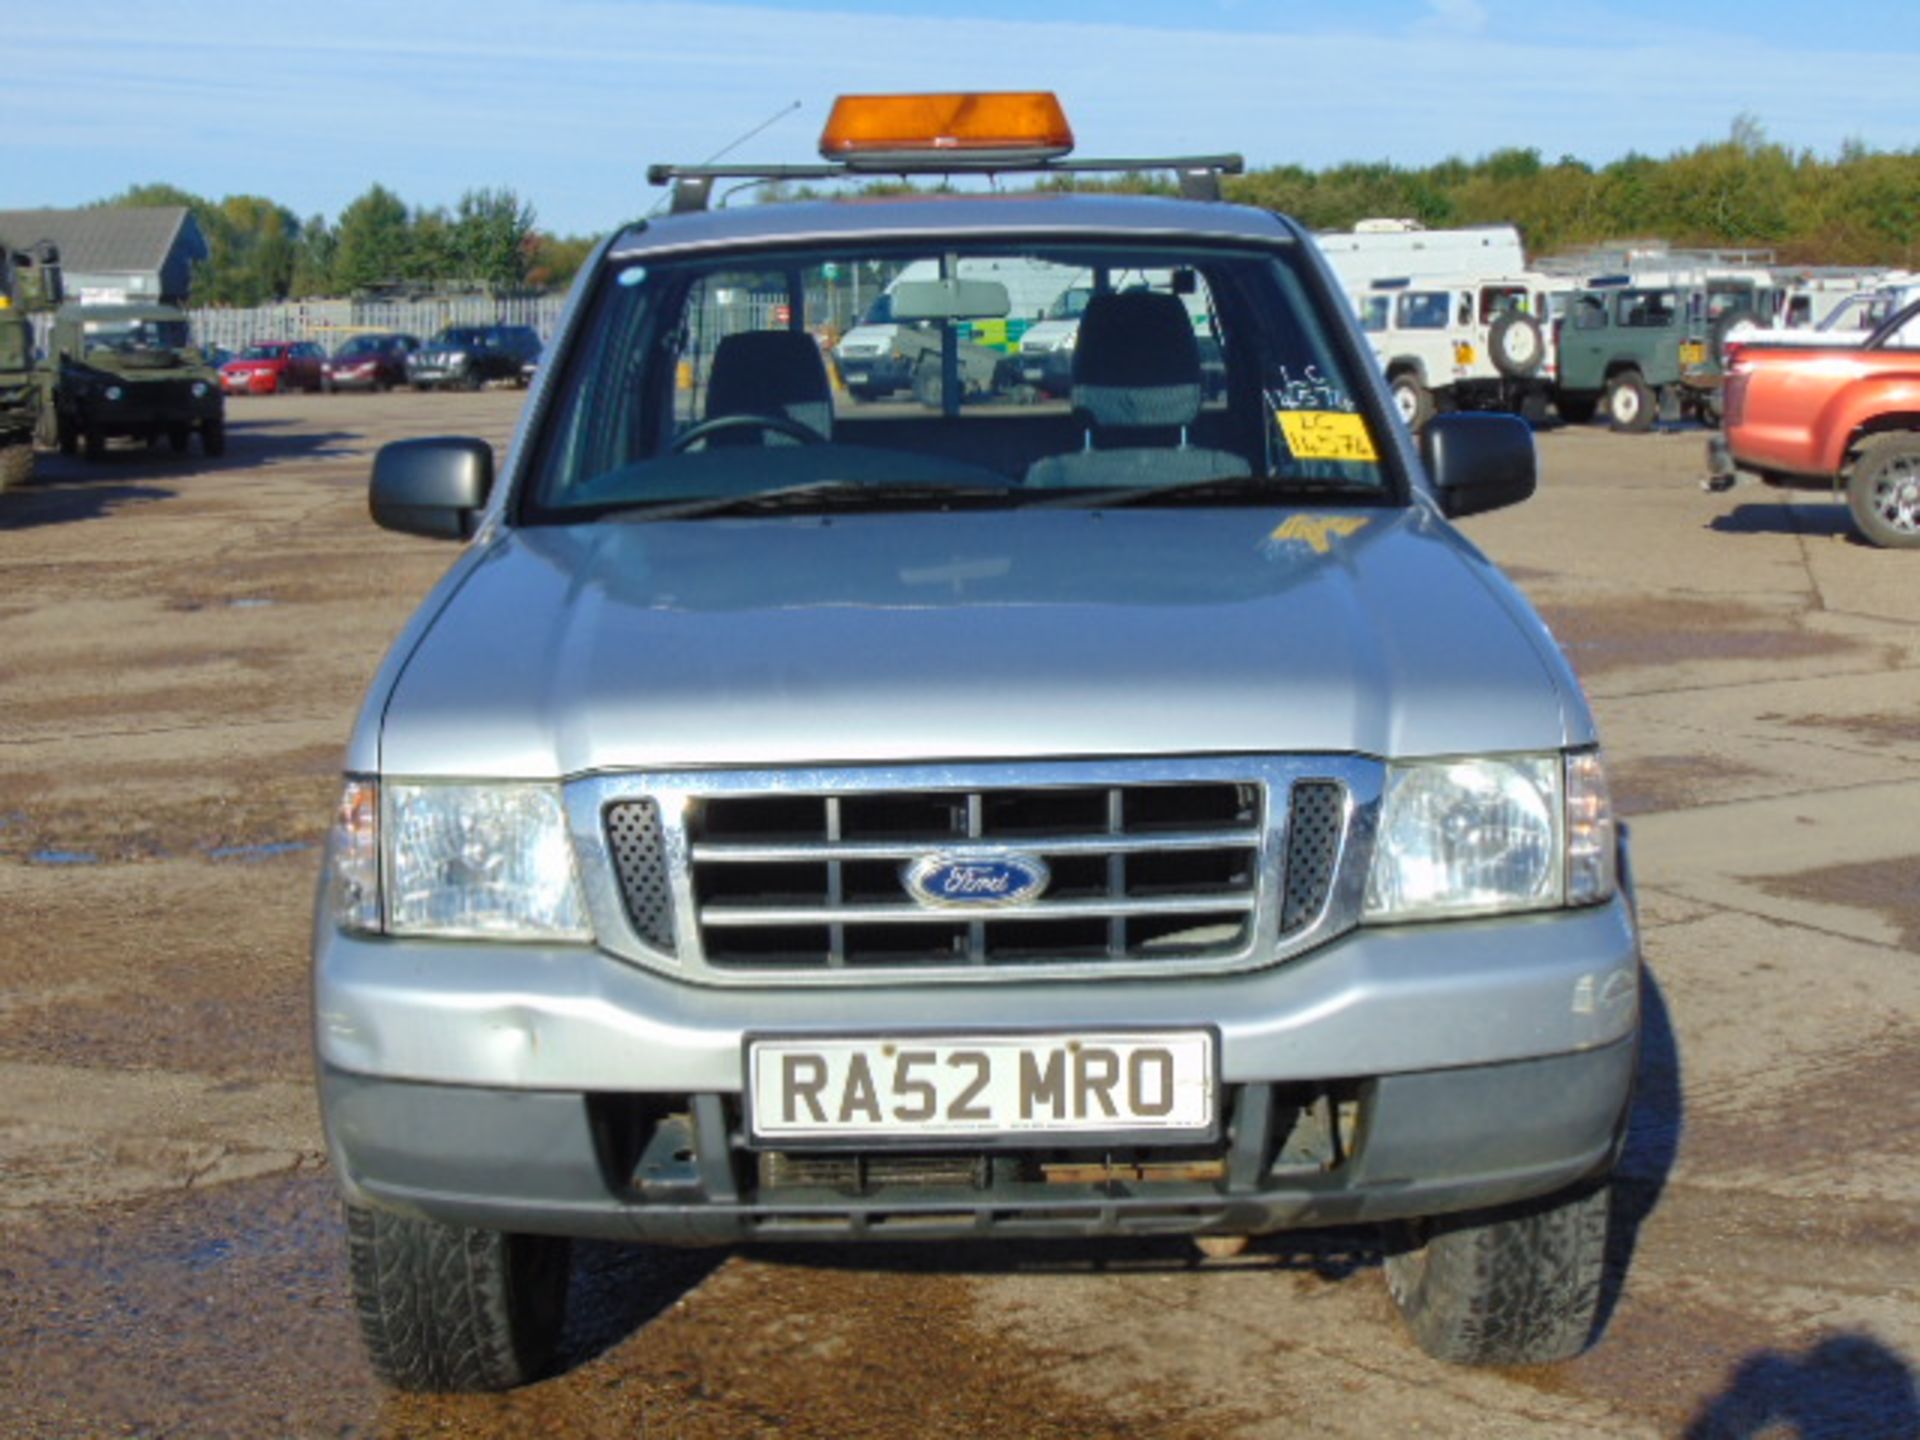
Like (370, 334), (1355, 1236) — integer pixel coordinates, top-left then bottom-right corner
(903, 852), (1051, 909)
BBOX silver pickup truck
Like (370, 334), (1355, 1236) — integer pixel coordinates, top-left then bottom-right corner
(313, 95), (1639, 1393)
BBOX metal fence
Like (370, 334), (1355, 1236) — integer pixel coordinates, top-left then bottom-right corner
(183, 294), (571, 354)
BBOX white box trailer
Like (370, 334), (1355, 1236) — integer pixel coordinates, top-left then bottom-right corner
(1314, 219), (1527, 290)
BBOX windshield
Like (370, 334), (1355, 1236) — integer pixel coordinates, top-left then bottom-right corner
(336, 336), (381, 357)
(85, 318), (191, 353)
(238, 344), (286, 361)
(523, 239), (1395, 522)
(431, 328), (485, 348)
(1357, 295), (1390, 333)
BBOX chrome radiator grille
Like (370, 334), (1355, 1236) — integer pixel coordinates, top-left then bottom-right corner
(689, 780), (1259, 970)
(591, 757), (1371, 986)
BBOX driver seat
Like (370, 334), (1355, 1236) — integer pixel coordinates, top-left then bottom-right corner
(702, 331), (833, 445)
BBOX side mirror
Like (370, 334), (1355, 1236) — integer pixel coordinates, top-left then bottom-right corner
(1421, 412), (1536, 520)
(370, 437), (494, 539)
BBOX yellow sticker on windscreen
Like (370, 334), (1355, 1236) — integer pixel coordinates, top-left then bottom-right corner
(1276, 410), (1379, 463)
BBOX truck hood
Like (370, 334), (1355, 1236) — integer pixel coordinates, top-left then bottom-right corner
(1020, 319), (1079, 351)
(834, 324), (898, 354)
(374, 506), (1584, 777)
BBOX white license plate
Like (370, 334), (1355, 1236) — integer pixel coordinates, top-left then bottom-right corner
(1022, 365), (1045, 380)
(747, 1031), (1215, 1141)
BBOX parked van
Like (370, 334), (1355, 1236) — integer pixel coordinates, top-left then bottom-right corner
(833, 256), (1078, 401)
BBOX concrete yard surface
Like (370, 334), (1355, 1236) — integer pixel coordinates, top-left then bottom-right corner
(0, 397), (1914, 1437)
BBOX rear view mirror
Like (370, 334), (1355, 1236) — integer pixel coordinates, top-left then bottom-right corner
(890, 278), (1011, 322)
(1421, 413), (1536, 519)
(370, 437), (494, 539)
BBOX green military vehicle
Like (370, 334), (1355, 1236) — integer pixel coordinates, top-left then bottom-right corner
(0, 242), (62, 491)
(1555, 276), (1777, 431)
(36, 302), (225, 460)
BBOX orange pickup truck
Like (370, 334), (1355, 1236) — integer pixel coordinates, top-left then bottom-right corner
(1706, 297), (1920, 547)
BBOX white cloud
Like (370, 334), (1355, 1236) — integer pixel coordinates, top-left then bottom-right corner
(1422, 0), (1490, 32)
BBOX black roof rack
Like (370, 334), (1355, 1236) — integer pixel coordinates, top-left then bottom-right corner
(646, 155), (1246, 214)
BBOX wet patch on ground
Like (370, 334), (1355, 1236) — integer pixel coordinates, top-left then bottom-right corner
(155, 545), (450, 611)
(1534, 595), (1845, 676)
(1682, 1031), (1920, 1184)
(1609, 753), (1769, 817)
(1777, 711), (1920, 747)
(1, 1171), (1242, 1440)
(1, 1172), (376, 1440)
(1753, 856), (1920, 954)
(0, 756), (337, 867)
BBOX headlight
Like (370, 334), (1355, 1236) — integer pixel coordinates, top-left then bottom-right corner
(327, 778), (592, 941)
(104, 385), (124, 401)
(447, 350), (469, 365)
(191, 381), (208, 397)
(1364, 755), (1562, 922)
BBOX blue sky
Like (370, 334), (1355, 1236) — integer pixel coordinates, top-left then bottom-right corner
(9, 1), (1918, 236)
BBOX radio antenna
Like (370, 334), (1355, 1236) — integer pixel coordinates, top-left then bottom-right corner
(701, 99), (802, 166)
(649, 99), (803, 215)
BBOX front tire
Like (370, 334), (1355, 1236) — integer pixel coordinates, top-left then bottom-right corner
(1390, 372), (1434, 430)
(1605, 372), (1655, 433)
(201, 416), (226, 457)
(1846, 433), (1920, 549)
(83, 423), (106, 461)
(1384, 1181), (1610, 1366)
(345, 1202), (571, 1393)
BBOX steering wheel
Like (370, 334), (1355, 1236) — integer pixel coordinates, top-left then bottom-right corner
(670, 413), (823, 453)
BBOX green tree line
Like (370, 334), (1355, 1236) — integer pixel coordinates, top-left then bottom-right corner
(97, 122), (1920, 305)
(1219, 123), (1919, 266)
(95, 182), (598, 305)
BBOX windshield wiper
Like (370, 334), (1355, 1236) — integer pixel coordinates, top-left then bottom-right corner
(1033, 473), (1384, 510)
(604, 480), (1021, 523)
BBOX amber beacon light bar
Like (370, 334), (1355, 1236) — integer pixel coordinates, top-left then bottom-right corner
(646, 91), (1243, 212)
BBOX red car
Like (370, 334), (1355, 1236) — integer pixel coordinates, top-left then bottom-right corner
(323, 333), (421, 393)
(221, 341), (326, 395)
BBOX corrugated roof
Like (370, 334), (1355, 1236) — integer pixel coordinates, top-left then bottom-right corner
(0, 207), (203, 274)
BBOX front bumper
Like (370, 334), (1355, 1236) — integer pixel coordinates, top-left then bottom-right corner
(1018, 347), (1073, 394)
(407, 362), (471, 387)
(316, 895), (1641, 1242)
(81, 390), (222, 435)
(833, 352), (911, 395)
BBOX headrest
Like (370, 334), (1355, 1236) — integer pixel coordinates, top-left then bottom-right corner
(1071, 291), (1203, 430)
(705, 330), (833, 441)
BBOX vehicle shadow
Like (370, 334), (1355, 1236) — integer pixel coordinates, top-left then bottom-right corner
(216, 420), (365, 469)
(1709, 502), (1860, 542)
(556, 1240), (728, 1370)
(0, 478), (175, 531)
(1594, 961), (1681, 1341)
(1684, 1331), (1920, 1439)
